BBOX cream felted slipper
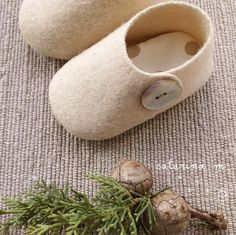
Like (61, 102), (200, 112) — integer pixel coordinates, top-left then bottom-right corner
(19, 0), (165, 60)
(49, 2), (214, 140)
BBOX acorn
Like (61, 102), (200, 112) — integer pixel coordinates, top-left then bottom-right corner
(150, 189), (190, 235)
(150, 188), (228, 234)
(111, 159), (153, 194)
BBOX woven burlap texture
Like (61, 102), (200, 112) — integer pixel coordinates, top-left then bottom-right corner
(0, 0), (235, 234)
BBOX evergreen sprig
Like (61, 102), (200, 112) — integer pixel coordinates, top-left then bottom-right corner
(0, 175), (157, 235)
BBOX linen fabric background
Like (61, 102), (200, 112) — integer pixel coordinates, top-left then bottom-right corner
(0, 0), (235, 234)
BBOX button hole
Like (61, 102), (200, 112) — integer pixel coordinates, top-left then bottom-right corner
(156, 93), (167, 100)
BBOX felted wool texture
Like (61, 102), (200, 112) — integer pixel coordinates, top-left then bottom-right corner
(49, 2), (214, 141)
(19, 0), (165, 60)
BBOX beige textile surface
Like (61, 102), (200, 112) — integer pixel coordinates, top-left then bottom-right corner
(0, 0), (235, 234)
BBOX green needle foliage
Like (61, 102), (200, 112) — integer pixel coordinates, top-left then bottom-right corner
(0, 175), (157, 235)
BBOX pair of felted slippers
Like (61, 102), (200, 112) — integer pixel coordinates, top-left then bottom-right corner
(19, 0), (214, 140)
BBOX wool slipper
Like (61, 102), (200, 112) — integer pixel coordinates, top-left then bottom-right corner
(19, 0), (165, 60)
(49, 2), (214, 140)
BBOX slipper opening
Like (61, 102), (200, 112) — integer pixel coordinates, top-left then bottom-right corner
(125, 3), (212, 73)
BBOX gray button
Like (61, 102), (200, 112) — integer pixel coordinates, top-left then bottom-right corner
(142, 79), (183, 110)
